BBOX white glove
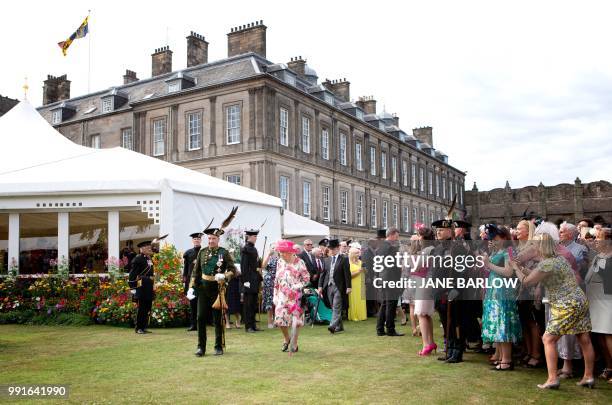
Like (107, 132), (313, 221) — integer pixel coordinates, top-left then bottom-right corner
(214, 273), (226, 282)
(243, 281), (251, 289)
(186, 288), (196, 301)
(130, 289), (136, 295)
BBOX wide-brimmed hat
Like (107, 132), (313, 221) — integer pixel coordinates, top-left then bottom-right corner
(276, 239), (300, 254)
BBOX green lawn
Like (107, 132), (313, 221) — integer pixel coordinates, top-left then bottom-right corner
(0, 320), (610, 404)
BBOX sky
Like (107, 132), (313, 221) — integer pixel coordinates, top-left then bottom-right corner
(1, 0), (611, 191)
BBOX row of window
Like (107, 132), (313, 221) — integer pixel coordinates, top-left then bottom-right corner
(278, 175), (449, 230)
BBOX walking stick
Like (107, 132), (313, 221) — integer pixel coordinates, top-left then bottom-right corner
(312, 293), (322, 328)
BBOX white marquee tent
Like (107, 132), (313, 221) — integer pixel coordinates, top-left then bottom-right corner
(0, 101), (328, 273)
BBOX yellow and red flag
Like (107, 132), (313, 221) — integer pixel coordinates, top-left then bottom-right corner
(58, 16), (89, 56)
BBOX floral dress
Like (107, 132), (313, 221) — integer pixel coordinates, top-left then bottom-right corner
(538, 256), (591, 335)
(262, 256), (278, 311)
(481, 249), (522, 343)
(273, 257), (310, 327)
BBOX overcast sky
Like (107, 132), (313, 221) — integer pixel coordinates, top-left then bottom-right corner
(2, 0), (610, 191)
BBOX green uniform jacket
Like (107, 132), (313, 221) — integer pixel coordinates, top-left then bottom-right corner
(190, 246), (235, 288)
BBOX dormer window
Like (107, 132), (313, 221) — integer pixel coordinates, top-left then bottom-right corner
(356, 109), (364, 120)
(52, 110), (61, 124)
(102, 98), (113, 113)
(165, 72), (195, 94)
(50, 103), (76, 124)
(324, 93), (334, 105)
(168, 82), (180, 93)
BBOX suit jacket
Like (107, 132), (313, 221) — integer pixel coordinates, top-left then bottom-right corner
(318, 254), (352, 293)
(182, 246), (200, 293)
(375, 240), (402, 300)
(298, 250), (317, 279)
(240, 242), (261, 294)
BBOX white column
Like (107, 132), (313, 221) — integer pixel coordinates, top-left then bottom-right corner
(108, 211), (120, 261)
(8, 213), (19, 274)
(58, 212), (70, 263)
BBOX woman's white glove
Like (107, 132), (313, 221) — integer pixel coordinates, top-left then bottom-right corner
(186, 288), (196, 300)
(214, 273), (226, 282)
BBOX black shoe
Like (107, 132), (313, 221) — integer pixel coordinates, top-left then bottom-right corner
(387, 331), (405, 337)
(246, 328), (257, 333)
(214, 348), (223, 356)
(281, 342), (289, 352)
(136, 329), (146, 334)
(143, 329), (153, 334)
(377, 331), (387, 336)
(335, 327), (344, 333)
(187, 326), (197, 332)
(195, 347), (204, 357)
(446, 350), (464, 363)
(328, 326), (336, 334)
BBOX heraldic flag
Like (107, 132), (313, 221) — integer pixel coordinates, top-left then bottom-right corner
(58, 16), (89, 56)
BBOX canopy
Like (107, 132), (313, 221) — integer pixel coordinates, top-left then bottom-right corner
(282, 209), (329, 240)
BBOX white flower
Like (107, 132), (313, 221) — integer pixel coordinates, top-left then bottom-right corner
(36, 297), (41, 302)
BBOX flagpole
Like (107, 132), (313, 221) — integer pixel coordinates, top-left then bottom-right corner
(88, 9), (91, 94)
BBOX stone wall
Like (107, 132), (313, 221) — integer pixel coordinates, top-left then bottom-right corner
(465, 178), (612, 228)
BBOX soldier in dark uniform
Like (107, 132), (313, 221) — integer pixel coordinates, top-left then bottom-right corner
(128, 241), (155, 334)
(431, 217), (471, 363)
(241, 229), (262, 333)
(190, 227), (235, 356)
(183, 232), (202, 331)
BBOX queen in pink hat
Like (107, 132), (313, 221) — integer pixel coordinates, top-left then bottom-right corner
(273, 239), (310, 353)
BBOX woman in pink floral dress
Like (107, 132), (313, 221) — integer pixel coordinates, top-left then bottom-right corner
(273, 240), (310, 353)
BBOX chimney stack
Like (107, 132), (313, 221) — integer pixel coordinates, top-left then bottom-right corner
(358, 96), (377, 115)
(43, 74), (70, 105)
(322, 78), (350, 102)
(187, 31), (209, 67)
(392, 113), (399, 127)
(152, 46), (173, 77)
(227, 20), (266, 58)
(123, 69), (139, 84)
(287, 56), (306, 78)
(413, 126), (433, 146)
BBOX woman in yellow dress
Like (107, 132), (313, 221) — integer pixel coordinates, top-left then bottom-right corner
(348, 247), (367, 321)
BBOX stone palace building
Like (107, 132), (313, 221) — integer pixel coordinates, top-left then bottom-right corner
(37, 21), (466, 240)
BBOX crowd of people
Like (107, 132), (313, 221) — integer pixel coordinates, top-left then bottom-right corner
(127, 208), (611, 390)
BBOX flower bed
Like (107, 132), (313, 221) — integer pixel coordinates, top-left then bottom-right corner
(0, 244), (189, 327)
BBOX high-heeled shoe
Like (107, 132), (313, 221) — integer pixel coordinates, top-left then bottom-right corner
(418, 343), (437, 356)
(576, 378), (595, 389)
(281, 342), (289, 352)
(537, 380), (560, 390)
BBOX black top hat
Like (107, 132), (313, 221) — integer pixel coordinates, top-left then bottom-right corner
(344, 239), (352, 245)
(318, 238), (329, 247)
(328, 239), (340, 249)
(245, 229), (260, 236)
(137, 240), (152, 248)
(376, 229), (387, 239)
(190, 232), (203, 239)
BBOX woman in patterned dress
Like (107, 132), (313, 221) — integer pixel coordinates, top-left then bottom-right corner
(481, 225), (521, 370)
(273, 240), (310, 353)
(514, 233), (596, 389)
(261, 244), (279, 329)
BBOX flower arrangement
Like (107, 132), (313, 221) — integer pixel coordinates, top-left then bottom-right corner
(224, 227), (244, 264)
(0, 244), (190, 328)
(105, 256), (127, 281)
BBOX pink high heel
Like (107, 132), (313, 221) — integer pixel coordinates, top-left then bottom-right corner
(418, 343), (437, 356)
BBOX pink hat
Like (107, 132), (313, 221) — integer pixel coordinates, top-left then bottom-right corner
(276, 239), (300, 253)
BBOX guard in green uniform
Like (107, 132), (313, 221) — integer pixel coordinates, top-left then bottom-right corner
(190, 227), (235, 356)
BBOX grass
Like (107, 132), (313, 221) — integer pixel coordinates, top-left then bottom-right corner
(0, 319), (610, 404)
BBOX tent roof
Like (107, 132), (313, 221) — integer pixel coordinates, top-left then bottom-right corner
(283, 209), (329, 239)
(0, 101), (281, 208)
